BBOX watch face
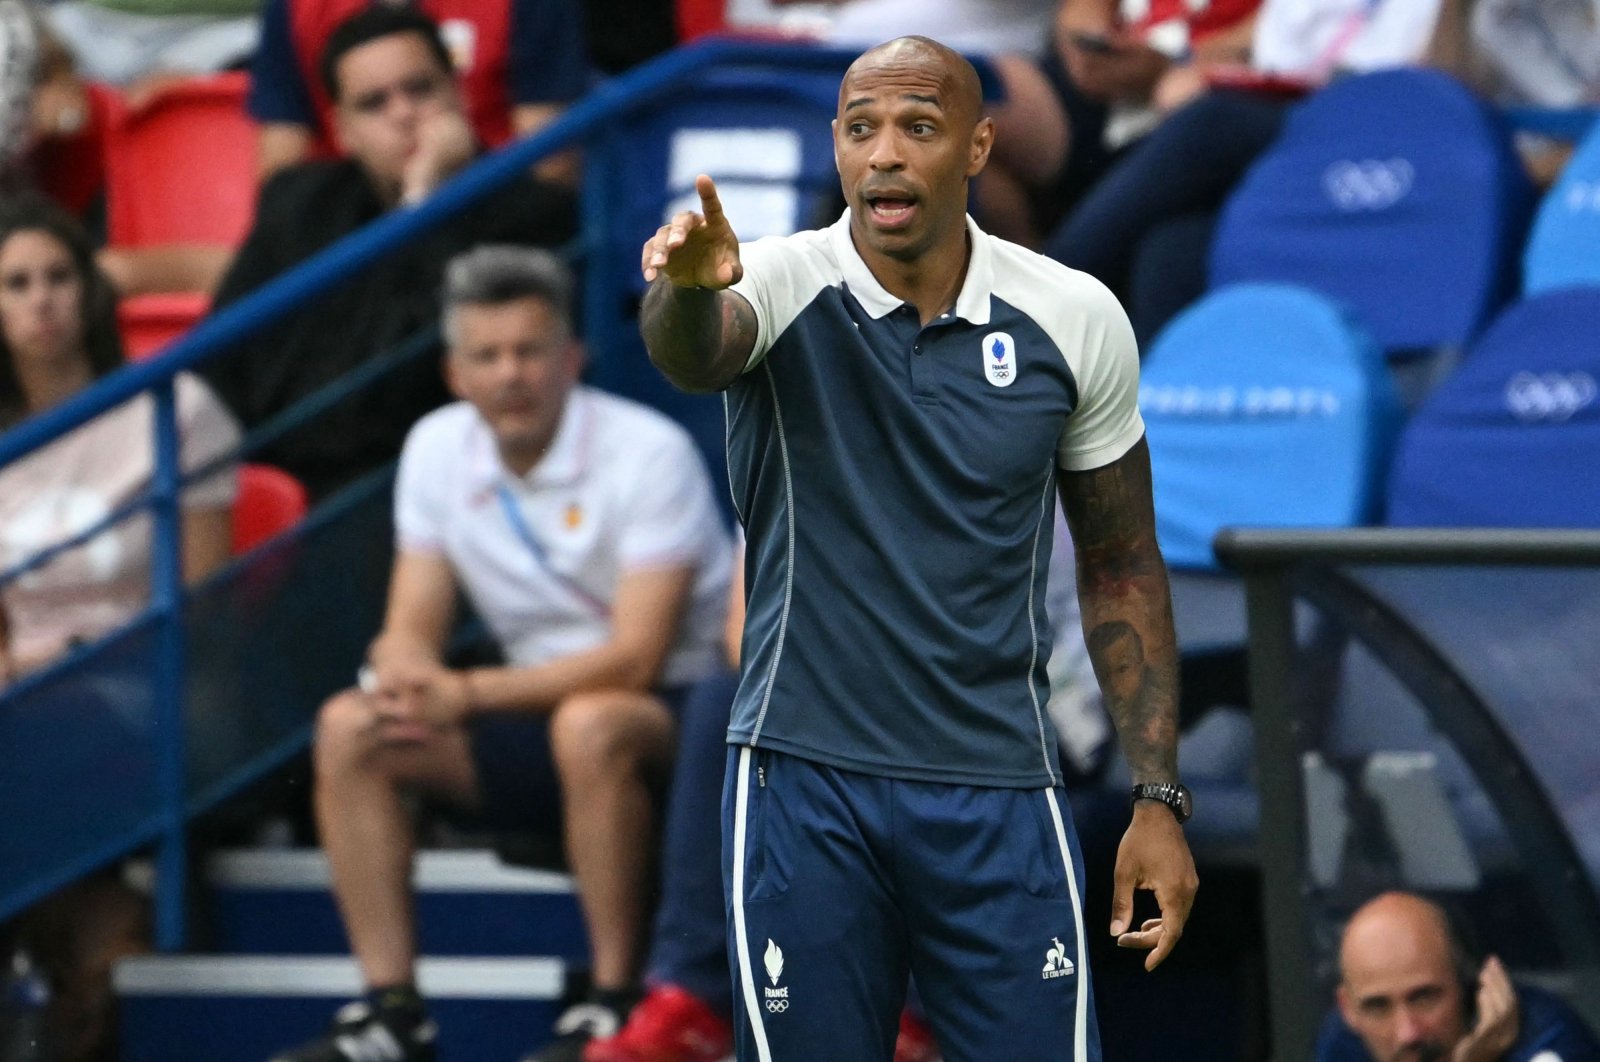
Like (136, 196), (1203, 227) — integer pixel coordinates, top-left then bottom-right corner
(1175, 785), (1193, 822)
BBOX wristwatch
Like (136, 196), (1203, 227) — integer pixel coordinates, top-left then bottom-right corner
(1131, 782), (1192, 824)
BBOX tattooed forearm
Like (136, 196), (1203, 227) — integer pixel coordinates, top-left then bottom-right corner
(640, 279), (758, 393)
(1060, 439), (1181, 784)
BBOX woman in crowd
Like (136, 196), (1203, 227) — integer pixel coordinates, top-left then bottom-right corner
(0, 194), (239, 1062)
(0, 194), (240, 675)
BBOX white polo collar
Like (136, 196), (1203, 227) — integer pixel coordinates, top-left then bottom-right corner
(826, 210), (995, 326)
(471, 385), (591, 492)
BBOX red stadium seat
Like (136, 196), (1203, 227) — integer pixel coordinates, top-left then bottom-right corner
(105, 72), (257, 248)
(232, 464), (309, 555)
(118, 291), (210, 360)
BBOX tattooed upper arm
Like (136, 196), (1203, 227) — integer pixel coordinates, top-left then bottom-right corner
(641, 282), (761, 393)
(1058, 436), (1162, 588)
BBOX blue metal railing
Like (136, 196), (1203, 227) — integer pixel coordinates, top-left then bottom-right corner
(0, 38), (866, 947)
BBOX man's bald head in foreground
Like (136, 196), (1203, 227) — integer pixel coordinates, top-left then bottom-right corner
(839, 36), (985, 132)
(1340, 892), (1464, 985)
(1337, 892), (1475, 1062)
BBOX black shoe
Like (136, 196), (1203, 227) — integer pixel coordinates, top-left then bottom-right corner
(268, 1000), (437, 1062)
(519, 991), (636, 1062)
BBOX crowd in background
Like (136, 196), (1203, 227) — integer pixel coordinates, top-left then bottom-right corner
(1, 0), (1599, 1059)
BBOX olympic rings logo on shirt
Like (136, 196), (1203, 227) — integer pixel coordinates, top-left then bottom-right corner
(1323, 159), (1415, 211)
(1504, 371), (1598, 422)
(766, 999), (790, 1013)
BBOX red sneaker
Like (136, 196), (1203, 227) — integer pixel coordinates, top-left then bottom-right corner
(893, 1009), (941, 1062)
(582, 985), (733, 1062)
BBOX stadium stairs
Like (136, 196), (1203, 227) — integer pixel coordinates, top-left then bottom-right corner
(116, 849), (586, 1061)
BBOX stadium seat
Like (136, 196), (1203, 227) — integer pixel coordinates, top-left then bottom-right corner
(1523, 121), (1600, 295)
(1385, 287), (1600, 527)
(1141, 283), (1402, 573)
(1210, 69), (1533, 354)
(231, 463), (309, 555)
(118, 291), (209, 361)
(104, 72), (257, 249)
(1311, 289), (1600, 953)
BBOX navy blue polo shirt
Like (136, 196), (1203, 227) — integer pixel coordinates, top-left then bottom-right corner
(724, 212), (1144, 788)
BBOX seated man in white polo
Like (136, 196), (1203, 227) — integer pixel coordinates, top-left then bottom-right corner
(272, 245), (732, 1062)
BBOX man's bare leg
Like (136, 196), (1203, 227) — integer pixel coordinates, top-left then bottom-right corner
(548, 691), (677, 990)
(313, 690), (480, 989)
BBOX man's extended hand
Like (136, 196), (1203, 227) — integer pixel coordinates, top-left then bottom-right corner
(641, 174), (743, 289)
(1452, 956), (1520, 1062)
(1111, 801), (1198, 970)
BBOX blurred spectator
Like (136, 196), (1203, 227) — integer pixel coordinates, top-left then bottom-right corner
(1433, 0), (1600, 107)
(1428, 0), (1600, 183)
(0, 3), (241, 299)
(0, 0), (44, 194)
(1045, 0), (1599, 344)
(266, 245), (731, 1062)
(0, 194), (237, 680)
(1043, 0), (1451, 344)
(0, 195), (237, 1062)
(249, 0), (587, 181)
(24, 21), (117, 225)
(199, 5), (576, 500)
(1317, 891), (1600, 1062)
(43, 0), (256, 86)
(0, 0), (114, 222)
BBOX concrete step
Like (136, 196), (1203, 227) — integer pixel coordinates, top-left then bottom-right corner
(117, 954), (566, 1062)
(205, 849), (588, 959)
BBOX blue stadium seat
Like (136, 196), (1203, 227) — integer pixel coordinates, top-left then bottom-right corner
(1524, 122), (1600, 295)
(1141, 283), (1402, 572)
(1386, 288), (1600, 527)
(1210, 69), (1533, 353)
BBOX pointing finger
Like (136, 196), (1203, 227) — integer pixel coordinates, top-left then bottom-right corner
(697, 174), (726, 221)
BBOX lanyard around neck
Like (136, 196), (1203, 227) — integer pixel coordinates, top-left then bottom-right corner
(494, 482), (612, 620)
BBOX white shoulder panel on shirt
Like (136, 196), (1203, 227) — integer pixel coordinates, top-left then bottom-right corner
(732, 227), (842, 369)
(984, 236), (1135, 382)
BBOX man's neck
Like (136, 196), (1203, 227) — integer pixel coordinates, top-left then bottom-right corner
(499, 438), (550, 479)
(853, 225), (971, 327)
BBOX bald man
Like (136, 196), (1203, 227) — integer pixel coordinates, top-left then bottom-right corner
(1318, 892), (1600, 1062)
(638, 36), (1197, 1061)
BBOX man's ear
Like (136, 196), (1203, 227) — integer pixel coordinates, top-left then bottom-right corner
(1335, 984), (1355, 1027)
(967, 116), (995, 178)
